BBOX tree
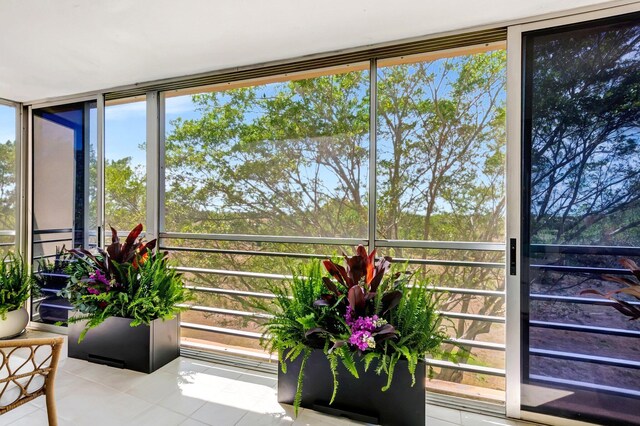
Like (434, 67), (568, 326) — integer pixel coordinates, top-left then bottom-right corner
(164, 51), (508, 386)
(529, 25), (640, 246)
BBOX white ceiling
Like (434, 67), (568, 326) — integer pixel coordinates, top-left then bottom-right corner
(0, 0), (617, 103)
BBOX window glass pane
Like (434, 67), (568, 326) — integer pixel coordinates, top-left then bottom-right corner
(376, 47), (507, 401)
(105, 98), (147, 233)
(0, 104), (16, 253)
(164, 66), (369, 237)
(376, 48), (506, 243)
(522, 14), (640, 425)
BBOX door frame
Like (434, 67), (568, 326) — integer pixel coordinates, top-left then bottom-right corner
(26, 95), (104, 333)
(505, 2), (640, 425)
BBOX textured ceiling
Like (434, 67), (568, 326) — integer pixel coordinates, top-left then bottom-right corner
(0, 0), (617, 102)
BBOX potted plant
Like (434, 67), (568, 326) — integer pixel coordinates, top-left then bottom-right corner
(0, 252), (35, 339)
(60, 224), (192, 373)
(258, 245), (446, 426)
(34, 246), (73, 324)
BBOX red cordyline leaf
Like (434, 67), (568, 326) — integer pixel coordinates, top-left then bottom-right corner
(323, 260), (349, 287)
(343, 245), (368, 287)
(348, 286), (366, 311)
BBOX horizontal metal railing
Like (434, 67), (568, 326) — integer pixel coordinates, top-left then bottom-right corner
(167, 234), (508, 384)
(529, 320), (640, 338)
(425, 359), (505, 377)
(529, 348), (640, 370)
(530, 243), (640, 257)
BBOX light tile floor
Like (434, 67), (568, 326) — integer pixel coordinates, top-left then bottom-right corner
(1, 356), (539, 426)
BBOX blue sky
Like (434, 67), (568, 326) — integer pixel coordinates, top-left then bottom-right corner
(105, 96), (200, 167)
(0, 104), (16, 144)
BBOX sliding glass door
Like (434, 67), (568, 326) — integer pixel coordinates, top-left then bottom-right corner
(520, 12), (640, 425)
(31, 101), (98, 324)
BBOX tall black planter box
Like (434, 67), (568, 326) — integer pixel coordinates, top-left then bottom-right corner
(68, 316), (180, 373)
(278, 349), (425, 426)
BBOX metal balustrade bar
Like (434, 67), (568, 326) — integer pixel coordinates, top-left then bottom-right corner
(180, 304), (274, 320)
(530, 294), (640, 306)
(530, 348), (640, 369)
(529, 374), (640, 398)
(429, 286), (505, 297)
(376, 239), (504, 251)
(33, 228), (73, 235)
(425, 359), (505, 376)
(444, 338), (505, 351)
(33, 238), (73, 245)
(530, 264), (631, 275)
(180, 322), (263, 339)
(175, 266), (291, 280)
(162, 245), (329, 260)
(162, 245), (504, 269)
(393, 257), (505, 268)
(183, 285), (277, 299)
(529, 320), (640, 338)
(530, 244), (640, 257)
(0, 242), (15, 247)
(437, 311), (505, 323)
(161, 232), (366, 246)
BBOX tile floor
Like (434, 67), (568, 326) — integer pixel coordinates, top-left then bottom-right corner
(1, 356), (538, 426)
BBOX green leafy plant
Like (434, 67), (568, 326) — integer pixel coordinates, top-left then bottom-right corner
(34, 245), (71, 289)
(0, 252), (34, 319)
(60, 224), (192, 341)
(257, 245), (446, 414)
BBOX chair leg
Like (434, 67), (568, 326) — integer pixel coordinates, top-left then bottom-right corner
(45, 389), (58, 426)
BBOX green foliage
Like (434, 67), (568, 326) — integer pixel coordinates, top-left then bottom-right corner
(0, 252), (34, 318)
(257, 249), (446, 414)
(61, 225), (193, 341)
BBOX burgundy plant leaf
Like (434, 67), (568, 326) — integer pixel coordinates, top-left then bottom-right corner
(368, 257), (391, 292)
(322, 276), (340, 296)
(348, 286), (365, 311)
(620, 258), (640, 281)
(323, 260), (347, 287)
(125, 223), (144, 248)
(372, 323), (396, 336)
(345, 245), (368, 286)
(364, 292), (377, 301)
(304, 327), (328, 338)
(580, 289), (607, 297)
(144, 239), (157, 252)
(313, 298), (331, 307)
(328, 340), (346, 354)
(609, 287), (640, 301)
(110, 226), (119, 245)
(602, 274), (638, 288)
(381, 290), (402, 314)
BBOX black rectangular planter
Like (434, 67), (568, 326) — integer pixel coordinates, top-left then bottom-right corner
(278, 349), (425, 426)
(68, 315), (180, 373)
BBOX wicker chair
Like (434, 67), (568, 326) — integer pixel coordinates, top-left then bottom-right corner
(0, 336), (64, 426)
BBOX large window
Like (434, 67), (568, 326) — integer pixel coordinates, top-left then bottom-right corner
(160, 48), (507, 402)
(105, 98), (147, 232)
(164, 66), (370, 238)
(0, 103), (16, 254)
(376, 47), (507, 399)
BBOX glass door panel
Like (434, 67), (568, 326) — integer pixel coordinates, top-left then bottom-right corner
(31, 101), (97, 324)
(521, 13), (640, 425)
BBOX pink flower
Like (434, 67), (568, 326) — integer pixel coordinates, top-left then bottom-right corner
(348, 330), (375, 351)
(87, 286), (101, 295)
